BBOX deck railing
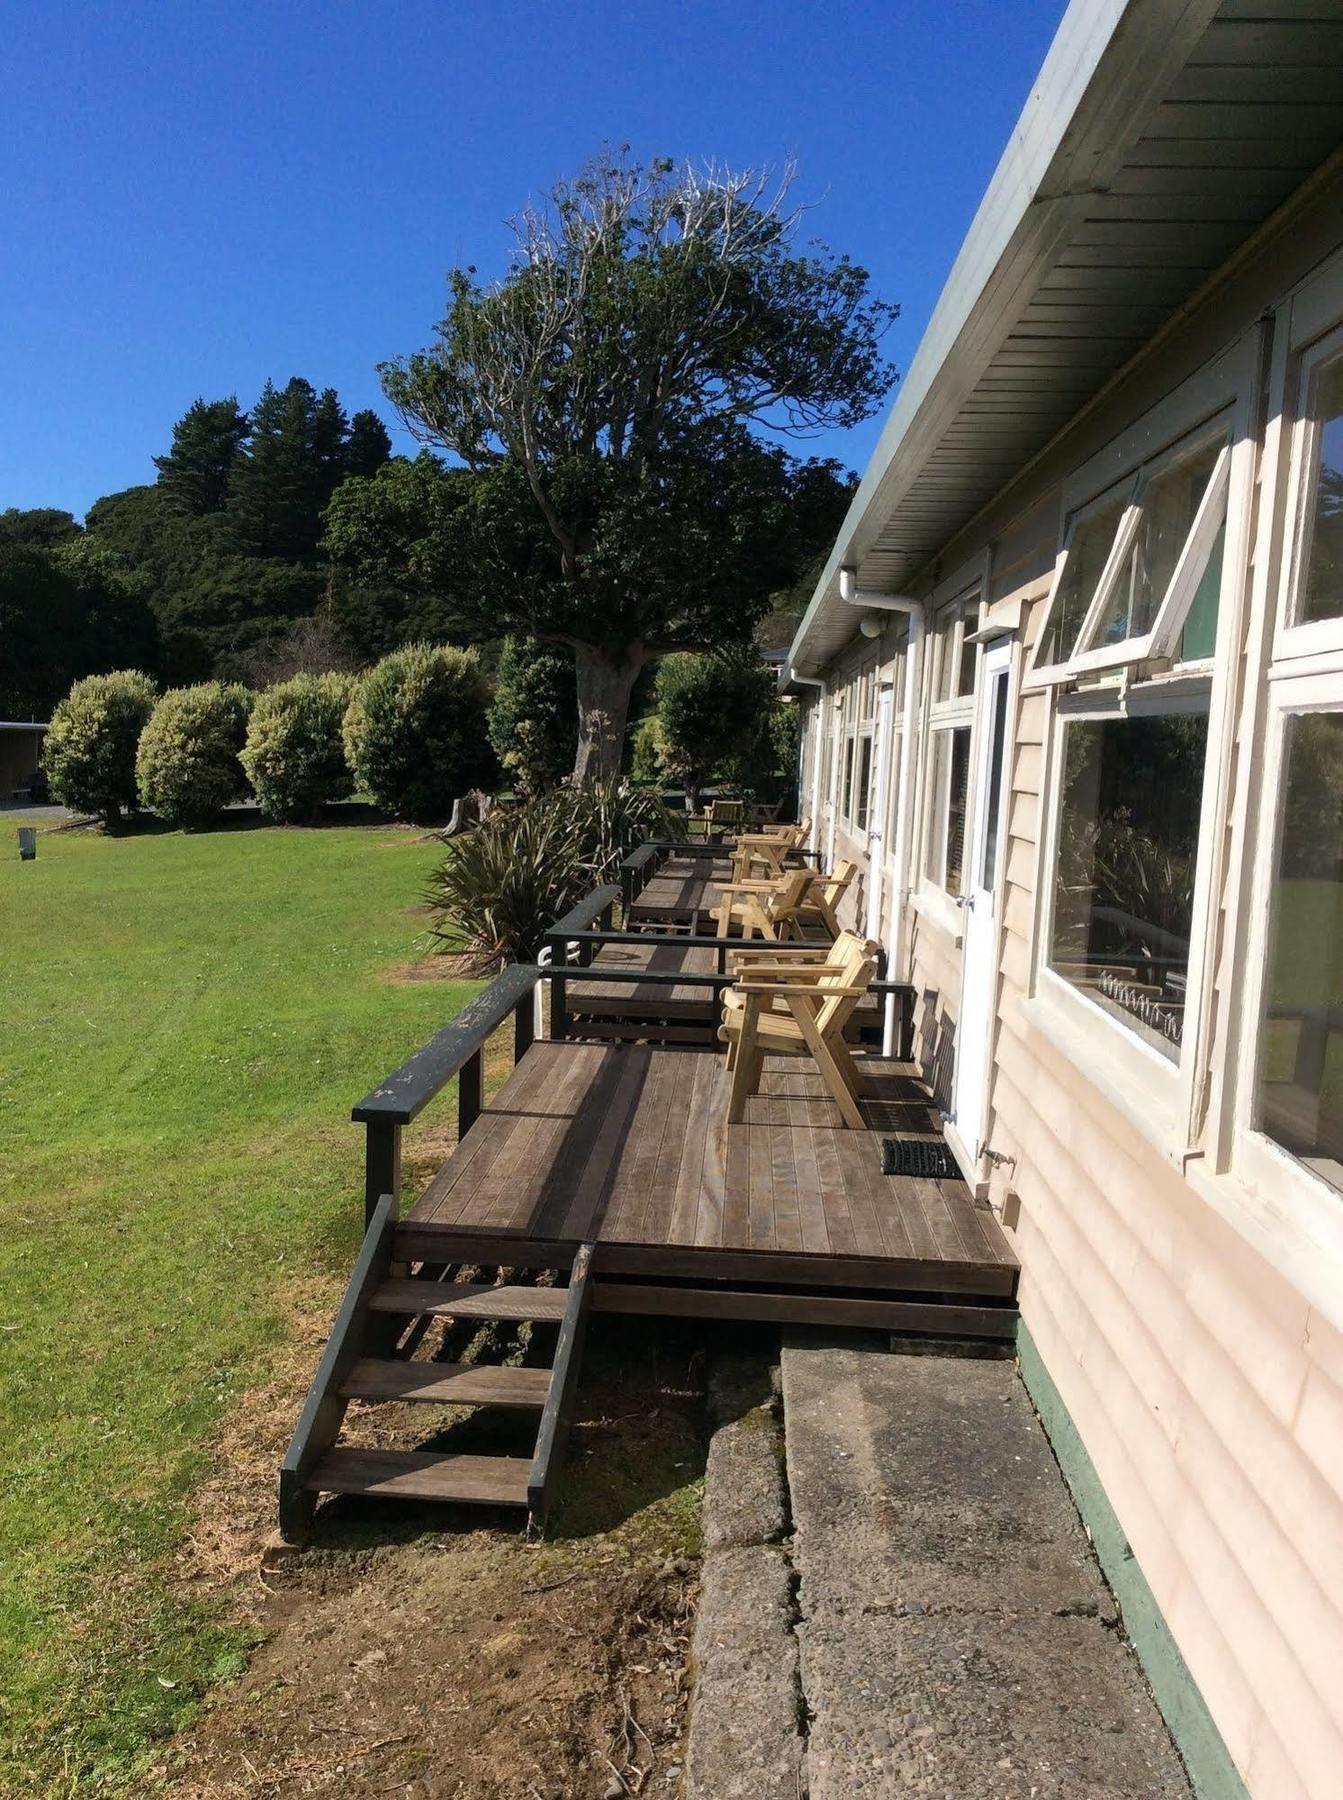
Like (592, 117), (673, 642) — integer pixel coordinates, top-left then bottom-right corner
(352, 960), (540, 1227)
(353, 840), (914, 1225)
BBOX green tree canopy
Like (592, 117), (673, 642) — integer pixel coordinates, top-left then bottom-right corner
(152, 397), (250, 515)
(0, 507), (82, 548)
(375, 150), (893, 778)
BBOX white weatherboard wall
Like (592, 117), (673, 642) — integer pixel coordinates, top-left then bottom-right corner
(800, 173), (1343, 1798)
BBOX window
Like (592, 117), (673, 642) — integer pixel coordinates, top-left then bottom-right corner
(1287, 344), (1343, 630)
(928, 726), (972, 895)
(923, 590), (979, 897)
(1032, 404), (1240, 1070)
(935, 596), (980, 700)
(1048, 704), (1209, 1059)
(1237, 302), (1343, 1209)
(1032, 422), (1231, 680)
(1255, 711), (1343, 1192)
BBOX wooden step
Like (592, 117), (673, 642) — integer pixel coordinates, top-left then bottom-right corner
(369, 1279), (566, 1322)
(339, 1357), (551, 1408)
(304, 1446), (531, 1507)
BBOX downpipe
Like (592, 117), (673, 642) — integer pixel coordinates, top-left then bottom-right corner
(838, 569), (925, 1059)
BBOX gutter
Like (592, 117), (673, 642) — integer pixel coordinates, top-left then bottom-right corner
(838, 570), (925, 1059)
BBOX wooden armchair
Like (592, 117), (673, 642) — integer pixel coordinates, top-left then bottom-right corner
(718, 931), (880, 1128)
(728, 820), (812, 879)
(710, 866), (819, 941)
(796, 859), (858, 938)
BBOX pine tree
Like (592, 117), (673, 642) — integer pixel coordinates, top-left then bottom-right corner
(153, 397), (249, 515)
(228, 378), (327, 558)
(344, 410), (393, 479)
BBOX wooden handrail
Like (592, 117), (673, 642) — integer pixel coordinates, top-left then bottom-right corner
(527, 1242), (595, 1532)
(352, 961), (541, 1226)
(354, 961), (541, 1126)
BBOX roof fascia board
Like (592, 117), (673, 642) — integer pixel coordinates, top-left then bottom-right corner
(788, 0), (1222, 675)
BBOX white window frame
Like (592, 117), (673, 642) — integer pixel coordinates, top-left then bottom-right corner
(915, 571), (984, 935)
(1273, 314), (1343, 662)
(1021, 335), (1260, 1158)
(1028, 414), (1234, 684)
(1227, 254), (1343, 1265)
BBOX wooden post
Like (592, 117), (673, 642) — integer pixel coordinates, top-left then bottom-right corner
(514, 988), (535, 1062)
(364, 1121), (401, 1228)
(458, 1047), (483, 1139)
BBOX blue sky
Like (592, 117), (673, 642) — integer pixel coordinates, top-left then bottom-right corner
(0, 0), (1062, 520)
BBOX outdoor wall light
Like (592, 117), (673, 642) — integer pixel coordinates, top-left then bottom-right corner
(859, 614), (884, 638)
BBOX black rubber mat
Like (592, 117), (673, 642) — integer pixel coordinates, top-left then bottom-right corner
(881, 1136), (960, 1180)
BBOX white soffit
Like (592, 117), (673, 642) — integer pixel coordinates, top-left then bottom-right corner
(788, 0), (1343, 676)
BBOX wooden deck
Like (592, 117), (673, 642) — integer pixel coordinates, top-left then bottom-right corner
(626, 852), (731, 927)
(403, 1041), (1019, 1338)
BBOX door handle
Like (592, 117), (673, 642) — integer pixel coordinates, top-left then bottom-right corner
(956, 891), (976, 911)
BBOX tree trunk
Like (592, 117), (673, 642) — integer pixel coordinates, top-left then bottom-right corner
(572, 644), (643, 783)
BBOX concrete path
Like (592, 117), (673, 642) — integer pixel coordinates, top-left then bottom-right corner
(783, 1338), (1191, 1798)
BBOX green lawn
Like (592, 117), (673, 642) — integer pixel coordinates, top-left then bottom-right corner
(0, 816), (474, 1794)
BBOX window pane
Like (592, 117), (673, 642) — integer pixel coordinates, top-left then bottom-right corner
(1257, 711), (1343, 1192)
(980, 672), (1010, 892)
(957, 611), (978, 696)
(935, 616), (958, 702)
(1092, 441), (1221, 649)
(1049, 710), (1209, 1057)
(1177, 520), (1225, 661)
(1039, 497), (1127, 666)
(841, 737), (855, 820)
(855, 737), (874, 831)
(1300, 354), (1343, 625)
(928, 726), (971, 894)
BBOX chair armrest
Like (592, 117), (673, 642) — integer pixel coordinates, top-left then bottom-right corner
(732, 981), (870, 996)
(728, 946), (830, 964)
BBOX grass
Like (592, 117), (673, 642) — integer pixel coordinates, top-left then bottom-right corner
(0, 814), (477, 1795)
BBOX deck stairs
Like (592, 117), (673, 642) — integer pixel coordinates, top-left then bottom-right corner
(279, 1195), (594, 1541)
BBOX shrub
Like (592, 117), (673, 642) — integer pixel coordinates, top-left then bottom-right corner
(427, 778), (680, 970)
(241, 672), (354, 823)
(135, 682), (251, 826)
(654, 652), (779, 806)
(343, 643), (496, 821)
(627, 715), (666, 786)
(487, 636), (577, 795)
(42, 669), (157, 823)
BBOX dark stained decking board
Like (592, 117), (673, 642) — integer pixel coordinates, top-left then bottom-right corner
(626, 855), (731, 926)
(405, 1041), (1018, 1303)
(566, 939), (721, 1021)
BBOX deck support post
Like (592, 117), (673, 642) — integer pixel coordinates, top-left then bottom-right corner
(458, 1048), (483, 1139)
(514, 988), (535, 1062)
(364, 1121), (401, 1227)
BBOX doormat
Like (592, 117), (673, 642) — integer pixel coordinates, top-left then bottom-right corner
(881, 1137), (960, 1180)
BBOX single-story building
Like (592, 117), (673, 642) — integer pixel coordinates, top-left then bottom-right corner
(0, 722), (48, 800)
(785, 1), (1343, 1792)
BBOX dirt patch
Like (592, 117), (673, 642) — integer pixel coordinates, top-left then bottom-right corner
(163, 1317), (706, 1799)
(384, 952), (481, 983)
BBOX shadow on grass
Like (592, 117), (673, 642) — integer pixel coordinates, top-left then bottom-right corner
(99, 800), (406, 838)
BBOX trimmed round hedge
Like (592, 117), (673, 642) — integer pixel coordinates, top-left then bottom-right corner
(136, 682), (251, 826)
(43, 669), (157, 823)
(241, 672), (355, 823)
(342, 643), (495, 822)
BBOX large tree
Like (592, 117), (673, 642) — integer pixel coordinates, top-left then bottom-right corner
(375, 152), (896, 778)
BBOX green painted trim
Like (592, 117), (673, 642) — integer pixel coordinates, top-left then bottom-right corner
(1017, 1324), (1249, 1800)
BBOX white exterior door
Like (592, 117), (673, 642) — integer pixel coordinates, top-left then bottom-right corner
(948, 638), (1012, 1172)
